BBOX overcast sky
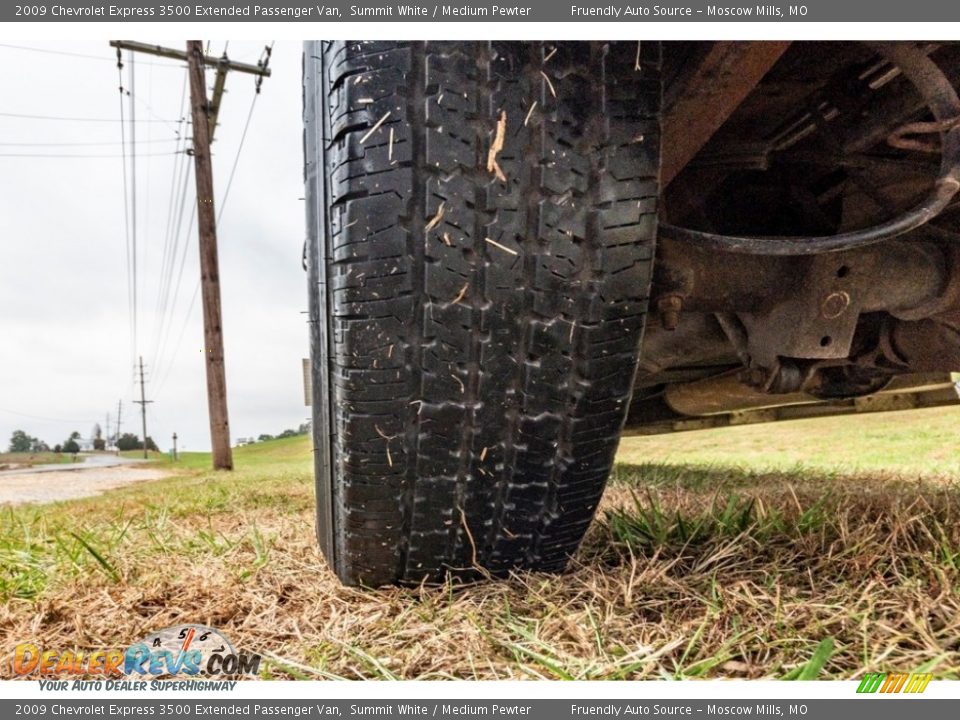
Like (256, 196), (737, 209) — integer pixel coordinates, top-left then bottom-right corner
(0, 40), (308, 452)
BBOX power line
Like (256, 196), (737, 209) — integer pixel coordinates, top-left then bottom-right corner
(152, 73), (191, 367)
(153, 118), (195, 370)
(153, 203), (196, 381)
(152, 157), (193, 369)
(143, 58), (156, 359)
(0, 151), (181, 158)
(0, 43), (186, 67)
(0, 42), (116, 61)
(153, 48), (268, 402)
(0, 138), (179, 147)
(130, 51), (139, 372)
(0, 407), (94, 425)
(117, 49), (135, 377)
(154, 89), (260, 397)
(129, 87), (183, 134)
(217, 91), (259, 222)
(154, 282), (200, 397)
(134, 357), (153, 459)
(129, 39), (271, 469)
(0, 111), (174, 122)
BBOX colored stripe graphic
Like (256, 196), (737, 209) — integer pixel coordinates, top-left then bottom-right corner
(856, 673), (885, 693)
(856, 672), (932, 694)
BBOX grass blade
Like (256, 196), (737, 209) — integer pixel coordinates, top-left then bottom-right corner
(69, 532), (120, 583)
(795, 638), (835, 680)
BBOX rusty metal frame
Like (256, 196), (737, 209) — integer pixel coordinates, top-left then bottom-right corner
(659, 42), (960, 255)
(661, 42), (791, 187)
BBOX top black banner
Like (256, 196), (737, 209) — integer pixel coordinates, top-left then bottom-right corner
(6, 0), (960, 22)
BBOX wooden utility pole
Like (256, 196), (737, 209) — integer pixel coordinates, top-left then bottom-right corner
(108, 40), (272, 145)
(108, 40), (270, 470)
(133, 356), (153, 459)
(172, 432), (178, 461)
(115, 399), (122, 447)
(187, 40), (232, 470)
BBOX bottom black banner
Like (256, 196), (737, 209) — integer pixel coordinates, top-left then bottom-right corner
(3, 699), (957, 720)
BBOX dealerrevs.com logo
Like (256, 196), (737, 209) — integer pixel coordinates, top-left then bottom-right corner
(10, 624), (261, 679)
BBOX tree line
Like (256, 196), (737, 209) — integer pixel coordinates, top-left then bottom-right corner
(9, 420), (312, 455)
(236, 422), (311, 445)
(6, 427), (157, 454)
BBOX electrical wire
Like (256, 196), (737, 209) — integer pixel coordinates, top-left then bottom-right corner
(152, 114), (190, 364)
(0, 42), (186, 67)
(129, 51), (140, 372)
(153, 205), (196, 384)
(0, 138), (178, 147)
(130, 51), (139, 369)
(143, 59), (155, 339)
(154, 283), (199, 397)
(0, 111), (173, 122)
(154, 43), (272, 399)
(152, 157), (194, 369)
(0, 43), (115, 60)
(117, 49), (135, 378)
(152, 121), (196, 374)
(154, 83), (262, 397)
(152, 73), (190, 364)
(217, 92), (258, 222)
(0, 151), (181, 158)
(0, 407), (94, 425)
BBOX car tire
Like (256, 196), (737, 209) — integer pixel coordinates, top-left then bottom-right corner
(304, 40), (662, 586)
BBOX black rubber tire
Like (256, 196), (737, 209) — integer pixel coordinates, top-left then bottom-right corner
(304, 41), (662, 586)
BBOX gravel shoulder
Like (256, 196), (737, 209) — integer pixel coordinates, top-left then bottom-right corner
(0, 465), (169, 505)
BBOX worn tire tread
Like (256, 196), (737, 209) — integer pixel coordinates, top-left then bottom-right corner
(305, 40), (662, 586)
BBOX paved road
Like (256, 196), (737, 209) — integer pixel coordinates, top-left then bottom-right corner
(0, 453), (148, 477)
(0, 454), (168, 505)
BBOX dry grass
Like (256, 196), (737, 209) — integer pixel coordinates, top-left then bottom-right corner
(1, 431), (959, 680)
(0, 452), (76, 472)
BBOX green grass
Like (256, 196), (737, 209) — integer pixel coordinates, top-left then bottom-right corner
(618, 404), (960, 477)
(0, 414), (958, 680)
(117, 450), (167, 461)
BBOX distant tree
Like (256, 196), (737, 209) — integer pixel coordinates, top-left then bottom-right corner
(297, 422), (311, 435)
(30, 439), (50, 453)
(115, 433), (158, 452)
(257, 433), (275, 443)
(8, 430), (35, 453)
(62, 430), (82, 454)
(116, 433), (141, 451)
(93, 438), (106, 451)
(277, 428), (298, 439)
(92, 423), (102, 441)
(53, 444), (62, 454)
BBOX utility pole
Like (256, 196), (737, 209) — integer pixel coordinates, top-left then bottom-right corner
(116, 399), (122, 447)
(108, 40), (272, 145)
(108, 40), (271, 470)
(187, 39), (232, 470)
(172, 432), (178, 461)
(133, 356), (153, 459)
